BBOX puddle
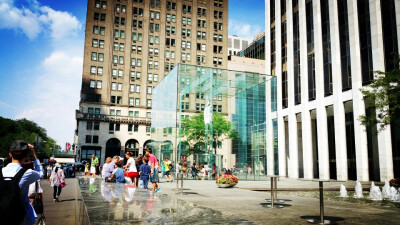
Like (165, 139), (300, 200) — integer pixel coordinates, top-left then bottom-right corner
(79, 178), (253, 224)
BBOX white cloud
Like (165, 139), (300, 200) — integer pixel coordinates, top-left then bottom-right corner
(15, 51), (83, 144)
(0, 0), (81, 40)
(229, 19), (262, 40)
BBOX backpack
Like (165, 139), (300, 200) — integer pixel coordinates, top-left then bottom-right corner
(0, 168), (27, 225)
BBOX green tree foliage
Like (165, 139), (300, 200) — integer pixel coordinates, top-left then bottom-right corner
(180, 112), (238, 155)
(360, 63), (400, 130)
(0, 117), (57, 158)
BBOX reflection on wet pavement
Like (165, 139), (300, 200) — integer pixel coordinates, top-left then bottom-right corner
(79, 178), (253, 224)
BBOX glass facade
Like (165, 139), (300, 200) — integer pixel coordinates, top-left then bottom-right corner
(357, 0), (373, 85)
(306, 0), (315, 101)
(151, 64), (276, 180)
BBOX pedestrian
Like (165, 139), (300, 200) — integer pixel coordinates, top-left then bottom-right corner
(139, 157), (151, 189)
(163, 157), (172, 182)
(135, 154), (144, 187)
(50, 163), (65, 202)
(161, 158), (166, 179)
(91, 154), (99, 178)
(123, 152), (139, 186)
(107, 160), (125, 183)
(182, 161), (188, 177)
(46, 164), (52, 179)
(0, 140), (44, 225)
(212, 164), (216, 179)
(146, 148), (161, 192)
(84, 163), (89, 175)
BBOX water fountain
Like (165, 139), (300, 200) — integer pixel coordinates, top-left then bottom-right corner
(382, 180), (391, 199)
(339, 184), (348, 197)
(369, 181), (383, 201)
(353, 181), (363, 198)
(389, 187), (399, 202)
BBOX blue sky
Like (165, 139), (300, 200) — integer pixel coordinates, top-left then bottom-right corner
(0, 0), (265, 145)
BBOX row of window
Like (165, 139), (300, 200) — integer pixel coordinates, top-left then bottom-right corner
(93, 27), (222, 44)
(110, 96), (152, 107)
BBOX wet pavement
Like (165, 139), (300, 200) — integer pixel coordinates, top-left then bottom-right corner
(79, 178), (253, 225)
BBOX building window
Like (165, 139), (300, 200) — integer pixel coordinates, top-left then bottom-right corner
(338, 0), (352, 91)
(93, 136), (99, 143)
(94, 122), (100, 130)
(87, 122), (92, 130)
(85, 135), (92, 143)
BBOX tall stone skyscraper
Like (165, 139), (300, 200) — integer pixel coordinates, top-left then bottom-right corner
(75, 0), (228, 164)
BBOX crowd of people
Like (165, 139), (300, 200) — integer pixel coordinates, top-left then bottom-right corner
(89, 147), (161, 193)
(0, 140), (67, 225)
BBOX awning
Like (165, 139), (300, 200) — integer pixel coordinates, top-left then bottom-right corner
(53, 158), (75, 164)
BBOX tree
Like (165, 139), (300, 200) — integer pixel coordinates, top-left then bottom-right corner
(0, 117), (57, 158)
(180, 112), (238, 155)
(360, 62), (400, 131)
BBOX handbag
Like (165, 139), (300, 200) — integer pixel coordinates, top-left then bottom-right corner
(56, 171), (66, 188)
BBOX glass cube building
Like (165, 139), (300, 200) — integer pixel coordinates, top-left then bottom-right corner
(150, 64), (276, 180)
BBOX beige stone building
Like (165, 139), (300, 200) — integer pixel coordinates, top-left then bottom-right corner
(76, 0), (228, 164)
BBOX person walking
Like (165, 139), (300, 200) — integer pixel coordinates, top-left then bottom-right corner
(46, 164), (52, 179)
(146, 148), (161, 192)
(1, 140), (44, 225)
(50, 163), (65, 202)
(90, 154), (99, 178)
(163, 157), (172, 182)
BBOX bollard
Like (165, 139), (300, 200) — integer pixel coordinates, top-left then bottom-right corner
(307, 180), (334, 224)
(319, 181), (324, 223)
(180, 173), (184, 194)
(274, 177), (278, 200)
(176, 173), (179, 189)
(271, 177), (275, 207)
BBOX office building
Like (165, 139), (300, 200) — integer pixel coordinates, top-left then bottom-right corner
(237, 32), (265, 59)
(265, 0), (400, 181)
(228, 35), (250, 56)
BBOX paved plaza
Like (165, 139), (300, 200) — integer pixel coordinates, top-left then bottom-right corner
(41, 177), (400, 224)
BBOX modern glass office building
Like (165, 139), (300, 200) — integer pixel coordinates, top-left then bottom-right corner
(150, 64), (276, 180)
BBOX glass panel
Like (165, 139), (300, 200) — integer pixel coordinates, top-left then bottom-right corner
(151, 64), (276, 180)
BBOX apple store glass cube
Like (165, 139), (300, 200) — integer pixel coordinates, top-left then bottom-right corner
(150, 64), (277, 180)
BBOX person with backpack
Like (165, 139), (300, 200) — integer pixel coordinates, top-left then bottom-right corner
(0, 140), (44, 225)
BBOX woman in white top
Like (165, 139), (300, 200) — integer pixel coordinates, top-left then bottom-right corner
(123, 152), (138, 186)
(49, 163), (65, 202)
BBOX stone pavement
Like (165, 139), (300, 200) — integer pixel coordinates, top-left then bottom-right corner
(42, 176), (399, 224)
(41, 178), (88, 225)
(159, 178), (400, 224)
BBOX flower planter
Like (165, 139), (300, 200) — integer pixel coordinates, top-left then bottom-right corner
(217, 183), (233, 188)
(216, 175), (239, 188)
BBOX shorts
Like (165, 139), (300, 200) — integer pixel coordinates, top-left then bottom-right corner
(165, 171), (170, 176)
(150, 168), (159, 182)
(90, 167), (96, 174)
(127, 172), (139, 179)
